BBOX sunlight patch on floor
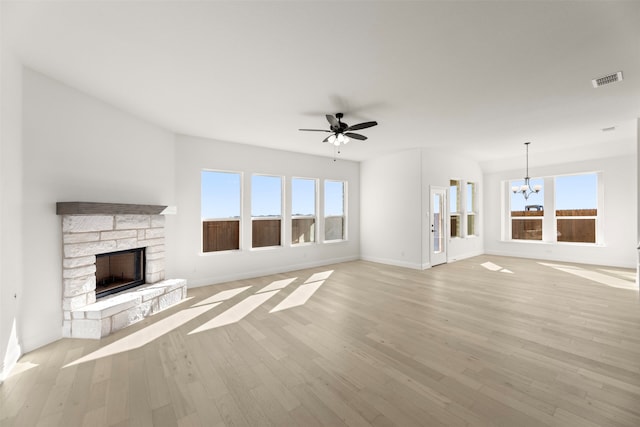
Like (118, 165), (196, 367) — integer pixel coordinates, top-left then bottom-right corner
(65, 272), (331, 365)
(189, 291), (279, 334)
(539, 262), (637, 291)
(481, 261), (513, 274)
(305, 270), (333, 283)
(270, 280), (325, 313)
(258, 277), (297, 293)
(65, 302), (219, 367)
(598, 268), (637, 282)
(192, 285), (252, 307)
(6, 361), (39, 379)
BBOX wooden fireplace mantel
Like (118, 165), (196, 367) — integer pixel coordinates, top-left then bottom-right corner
(56, 202), (170, 216)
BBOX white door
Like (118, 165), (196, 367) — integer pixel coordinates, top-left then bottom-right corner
(430, 187), (447, 266)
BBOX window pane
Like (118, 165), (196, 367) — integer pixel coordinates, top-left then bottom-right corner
(555, 173), (597, 243)
(252, 219), (281, 248)
(450, 215), (460, 238)
(510, 178), (544, 212)
(449, 180), (461, 238)
(325, 181), (344, 216)
(202, 171), (241, 252)
(325, 180), (345, 240)
(252, 175), (281, 217)
(203, 220), (240, 252)
(201, 171), (241, 219)
(292, 178), (316, 244)
(511, 218), (542, 240)
(292, 218), (315, 244)
(555, 173), (597, 211)
(292, 178), (316, 216)
(467, 213), (475, 236)
(510, 178), (543, 241)
(557, 219), (595, 243)
(466, 182), (475, 213)
(450, 180), (460, 213)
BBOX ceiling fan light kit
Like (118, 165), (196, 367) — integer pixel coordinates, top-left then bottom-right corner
(299, 112), (378, 149)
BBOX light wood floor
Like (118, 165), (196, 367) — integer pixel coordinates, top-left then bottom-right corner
(2, 255), (639, 427)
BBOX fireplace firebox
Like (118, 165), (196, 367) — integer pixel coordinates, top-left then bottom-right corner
(95, 248), (145, 298)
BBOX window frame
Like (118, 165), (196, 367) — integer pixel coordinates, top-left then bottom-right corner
(201, 169), (243, 253)
(324, 179), (347, 242)
(466, 181), (477, 237)
(251, 174), (284, 249)
(291, 177), (318, 245)
(449, 179), (462, 238)
(505, 172), (601, 245)
(554, 172), (599, 245)
(509, 177), (544, 242)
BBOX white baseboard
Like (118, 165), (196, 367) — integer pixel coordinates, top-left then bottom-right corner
(447, 250), (484, 263)
(360, 255), (423, 270)
(187, 255), (360, 288)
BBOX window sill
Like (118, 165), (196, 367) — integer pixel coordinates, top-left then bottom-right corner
(292, 241), (317, 247)
(200, 249), (242, 256)
(502, 239), (605, 247)
(250, 245), (283, 252)
(323, 239), (348, 244)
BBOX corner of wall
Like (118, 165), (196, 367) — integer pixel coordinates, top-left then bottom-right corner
(1, 43), (24, 379)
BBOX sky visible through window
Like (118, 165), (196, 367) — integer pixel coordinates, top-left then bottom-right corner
(510, 173), (597, 211)
(292, 178), (316, 216)
(449, 184), (458, 213)
(555, 173), (597, 210)
(510, 178), (544, 212)
(325, 181), (344, 216)
(201, 172), (345, 220)
(252, 175), (281, 217)
(202, 171), (240, 219)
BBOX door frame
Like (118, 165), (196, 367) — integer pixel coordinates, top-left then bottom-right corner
(429, 186), (448, 267)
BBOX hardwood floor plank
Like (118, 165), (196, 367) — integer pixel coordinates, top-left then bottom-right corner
(2, 256), (639, 426)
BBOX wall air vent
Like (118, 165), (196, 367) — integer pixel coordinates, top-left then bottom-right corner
(601, 126), (616, 132)
(592, 71), (623, 88)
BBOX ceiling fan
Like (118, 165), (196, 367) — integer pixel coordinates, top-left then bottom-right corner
(299, 113), (378, 146)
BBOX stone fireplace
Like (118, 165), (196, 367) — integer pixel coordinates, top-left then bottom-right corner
(57, 202), (187, 339)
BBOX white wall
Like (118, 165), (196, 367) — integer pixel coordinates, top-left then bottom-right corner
(360, 149), (423, 269)
(170, 135), (360, 287)
(1, 45), (23, 380)
(360, 148), (483, 269)
(19, 69), (176, 352)
(484, 155), (637, 268)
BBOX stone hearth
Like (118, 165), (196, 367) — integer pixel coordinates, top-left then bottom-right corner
(57, 202), (186, 339)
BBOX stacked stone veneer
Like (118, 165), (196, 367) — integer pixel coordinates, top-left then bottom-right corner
(61, 214), (187, 339)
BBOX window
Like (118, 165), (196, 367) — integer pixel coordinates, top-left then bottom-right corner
(466, 182), (477, 236)
(251, 175), (282, 248)
(201, 171), (241, 252)
(449, 180), (461, 238)
(555, 173), (597, 243)
(510, 178), (544, 241)
(291, 178), (316, 244)
(324, 180), (346, 241)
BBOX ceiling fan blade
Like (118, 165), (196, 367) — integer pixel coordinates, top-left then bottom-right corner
(346, 121), (378, 131)
(345, 132), (367, 141)
(299, 129), (331, 132)
(326, 114), (339, 128)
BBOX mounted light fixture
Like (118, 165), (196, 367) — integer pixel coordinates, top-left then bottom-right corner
(299, 112), (376, 148)
(512, 142), (542, 200)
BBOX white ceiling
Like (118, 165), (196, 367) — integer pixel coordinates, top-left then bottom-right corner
(4, 1), (639, 170)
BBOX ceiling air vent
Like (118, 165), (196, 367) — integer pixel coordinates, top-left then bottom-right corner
(601, 126), (616, 132)
(592, 71), (623, 88)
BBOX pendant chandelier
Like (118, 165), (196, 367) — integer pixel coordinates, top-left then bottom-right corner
(512, 142), (541, 200)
